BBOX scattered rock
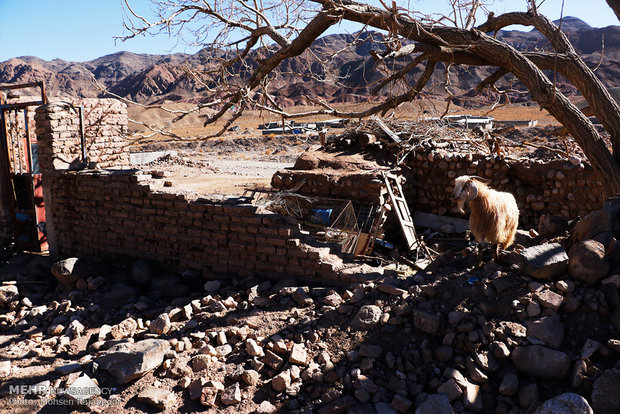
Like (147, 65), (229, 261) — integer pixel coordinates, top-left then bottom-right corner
(0, 285), (19, 305)
(56, 362), (82, 375)
(536, 289), (564, 311)
(591, 369), (620, 414)
(262, 350), (284, 370)
(97, 339), (170, 384)
(66, 320), (85, 339)
(136, 386), (175, 410)
(289, 343), (308, 365)
(519, 383), (539, 409)
(242, 369), (260, 386)
(110, 318), (138, 339)
(51, 258), (82, 286)
(149, 313), (171, 335)
(191, 355), (212, 371)
(390, 394), (412, 413)
(526, 316), (565, 349)
(568, 240), (610, 285)
(256, 400), (277, 413)
(272, 370), (291, 392)
(0, 360), (10, 377)
(538, 214), (569, 237)
(359, 344), (383, 358)
(511, 346), (571, 380)
(246, 338), (265, 357)
(351, 305), (382, 330)
(437, 378), (462, 401)
(462, 381), (482, 412)
(499, 373), (519, 396)
(220, 383), (242, 405)
(64, 375), (100, 404)
(204, 280), (222, 293)
(412, 309), (441, 335)
(322, 292), (343, 307)
(292, 288), (314, 307)
(533, 393), (593, 414)
(415, 394), (454, 414)
(572, 210), (612, 243)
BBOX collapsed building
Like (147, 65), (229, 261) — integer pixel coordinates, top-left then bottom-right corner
(2, 87), (620, 413)
(0, 91), (610, 280)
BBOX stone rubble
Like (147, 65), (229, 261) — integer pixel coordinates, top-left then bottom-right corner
(0, 202), (618, 413)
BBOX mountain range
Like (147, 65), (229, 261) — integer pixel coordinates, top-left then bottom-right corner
(1, 17), (619, 108)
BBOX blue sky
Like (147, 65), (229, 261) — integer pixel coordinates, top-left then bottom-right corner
(0, 0), (618, 62)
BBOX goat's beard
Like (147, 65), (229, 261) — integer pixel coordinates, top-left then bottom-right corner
(457, 199), (466, 214)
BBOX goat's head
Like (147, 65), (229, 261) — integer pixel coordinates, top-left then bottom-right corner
(453, 175), (480, 213)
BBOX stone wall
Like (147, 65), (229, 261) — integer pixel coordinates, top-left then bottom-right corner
(404, 150), (606, 227)
(34, 100), (369, 284)
(272, 148), (607, 229)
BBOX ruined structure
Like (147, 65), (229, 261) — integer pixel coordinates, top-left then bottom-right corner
(23, 98), (608, 278)
(34, 99), (376, 283)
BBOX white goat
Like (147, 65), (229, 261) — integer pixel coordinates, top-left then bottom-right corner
(453, 175), (519, 262)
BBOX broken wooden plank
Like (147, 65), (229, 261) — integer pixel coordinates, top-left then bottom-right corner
(413, 211), (469, 234)
(372, 117), (401, 143)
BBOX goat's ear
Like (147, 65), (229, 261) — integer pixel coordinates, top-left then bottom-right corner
(467, 181), (479, 200)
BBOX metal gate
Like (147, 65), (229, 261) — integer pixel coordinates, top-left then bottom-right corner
(0, 81), (47, 252)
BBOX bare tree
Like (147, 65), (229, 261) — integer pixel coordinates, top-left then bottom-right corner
(119, 0), (620, 194)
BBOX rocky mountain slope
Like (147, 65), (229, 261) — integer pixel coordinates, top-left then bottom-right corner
(1, 17), (618, 107)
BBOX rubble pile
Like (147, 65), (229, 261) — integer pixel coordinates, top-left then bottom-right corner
(273, 120), (606, 228)
(0, 202), (618, 413)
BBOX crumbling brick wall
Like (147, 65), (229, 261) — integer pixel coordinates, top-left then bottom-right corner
(34, 100), (359, 283)
(34, 99), (129, 171)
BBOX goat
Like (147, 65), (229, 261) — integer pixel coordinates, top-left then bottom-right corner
(452, 175), (519, 263)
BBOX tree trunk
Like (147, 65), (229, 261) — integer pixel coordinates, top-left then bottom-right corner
(315, 0), (620, 194)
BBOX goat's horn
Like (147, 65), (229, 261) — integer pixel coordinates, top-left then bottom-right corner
(469, 175), (491, 183)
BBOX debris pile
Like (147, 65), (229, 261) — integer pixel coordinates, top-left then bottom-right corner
(272, 118), (606, 229)
(0, 200), (618, 413)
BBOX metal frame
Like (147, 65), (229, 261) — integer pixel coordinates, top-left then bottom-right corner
(0, 82), (48, 251)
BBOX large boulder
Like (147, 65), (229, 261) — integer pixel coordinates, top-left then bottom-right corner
(592, 369), (620, 414)
(511, 346), (571, 380)
(525, 316), (565, 349)
(533, 393), (593, 414)
(538, 214), (569, 237)
(97, 339), (170, 384)
(573, 210), (612, 243)
(568, 240), (610, 285)
(51, 258), (81, 286)
(509, 243), (568, 280)
(51, 257), (100, 287)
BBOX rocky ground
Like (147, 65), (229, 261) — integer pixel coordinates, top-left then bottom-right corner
(0, 200), (619, 413)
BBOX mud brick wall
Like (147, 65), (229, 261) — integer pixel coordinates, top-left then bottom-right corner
(34, 99), (129, 171)
(34, 101), (354, 283)
(405, 150), (606, 227)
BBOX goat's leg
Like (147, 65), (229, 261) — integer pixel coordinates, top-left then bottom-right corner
(492, 244), (499, 262)
(476, 243), (484, 266)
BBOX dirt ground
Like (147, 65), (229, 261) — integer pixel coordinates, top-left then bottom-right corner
(126, 101), (566, 198)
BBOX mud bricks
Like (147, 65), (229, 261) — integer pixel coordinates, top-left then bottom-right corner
(38, 170), (343, 281)
(34, 98), (129, 172)
(34, 99), (346, 282)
